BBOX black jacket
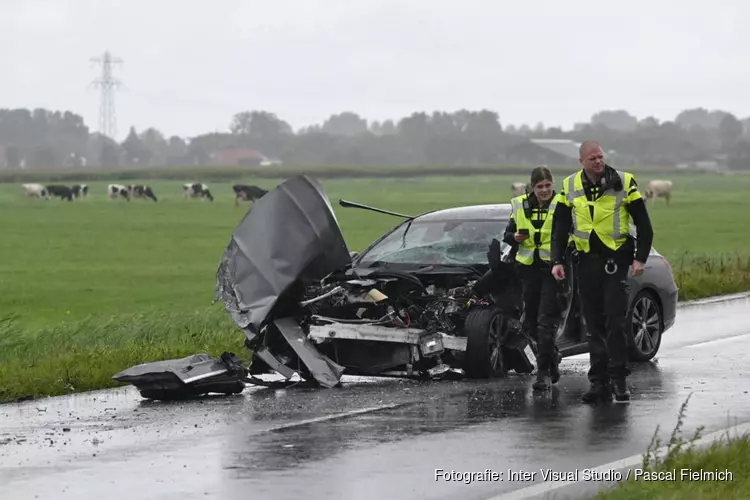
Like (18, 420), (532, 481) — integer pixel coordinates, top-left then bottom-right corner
(550, 165), (654, 264)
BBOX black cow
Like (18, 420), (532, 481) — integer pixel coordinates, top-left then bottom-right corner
(233, 184), (267, 206)
(46, 184), (74, 201)
(128, 184), (158, 202)
(71, 184), (88, 199)
(183, 182), (214, 202)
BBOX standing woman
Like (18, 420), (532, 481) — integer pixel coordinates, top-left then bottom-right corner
(503, 166), (564, 391)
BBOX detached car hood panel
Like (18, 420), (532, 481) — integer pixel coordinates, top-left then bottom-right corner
(214, 175), (352, 333)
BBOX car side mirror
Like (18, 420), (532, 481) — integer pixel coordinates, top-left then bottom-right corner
(487, 238), (502, 271)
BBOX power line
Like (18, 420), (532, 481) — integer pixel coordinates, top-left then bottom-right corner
(89, 50), (123, 140)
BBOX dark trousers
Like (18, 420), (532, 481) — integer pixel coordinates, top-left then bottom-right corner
(518, 264), (562, 373)
(576, 253), (632, 383)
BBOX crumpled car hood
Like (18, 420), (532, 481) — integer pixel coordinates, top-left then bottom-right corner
(214, 175), (352, 333)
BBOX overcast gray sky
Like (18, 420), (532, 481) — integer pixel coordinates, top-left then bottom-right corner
(1, 0), (747, 141)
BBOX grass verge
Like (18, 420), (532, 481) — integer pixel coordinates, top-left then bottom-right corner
(594, 395), (749, 499)
(673, 253), (750, 301)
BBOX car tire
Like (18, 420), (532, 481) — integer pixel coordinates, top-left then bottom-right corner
(463, 307), (508, 378)
(627, 290), (663, 361)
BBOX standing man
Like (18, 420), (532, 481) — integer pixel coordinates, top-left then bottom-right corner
(550, 141), (653, 403)
(503, 166), (564, 391)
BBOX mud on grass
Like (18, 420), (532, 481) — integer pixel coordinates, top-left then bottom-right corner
(0, 307), (247, 403)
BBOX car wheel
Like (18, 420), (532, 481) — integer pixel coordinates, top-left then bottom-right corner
(627, 290), (663, 361)
(463, 307), (508, 378)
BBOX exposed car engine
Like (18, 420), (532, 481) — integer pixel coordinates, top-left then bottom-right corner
(300, 271), (489, 335)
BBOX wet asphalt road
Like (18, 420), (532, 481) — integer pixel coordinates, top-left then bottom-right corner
(2, 295), (750, 500)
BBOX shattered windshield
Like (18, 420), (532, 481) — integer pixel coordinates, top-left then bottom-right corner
(356, 218), (510, 267)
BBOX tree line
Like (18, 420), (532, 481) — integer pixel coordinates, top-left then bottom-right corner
(1, 107), (749, 170)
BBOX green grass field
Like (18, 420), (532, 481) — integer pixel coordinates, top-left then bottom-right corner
(1, 171), (749, 402)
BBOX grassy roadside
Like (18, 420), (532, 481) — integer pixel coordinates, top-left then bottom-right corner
(0, 308), (246, 403)
(594, 396), (750, 500)
(672, 253), (750, 301)
(0, 253), (749, 404)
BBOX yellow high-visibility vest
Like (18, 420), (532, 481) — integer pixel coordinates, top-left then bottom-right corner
(510, 193), (558, 265)
(559, 169), (641, 253)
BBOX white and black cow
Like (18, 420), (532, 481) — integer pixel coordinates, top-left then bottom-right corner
(108, 183), (131, 201)
(22, 183), (49, 199)
(46, 184), (74, 201)
(128, 184), (158, 202)
(71, 184), (88, 199)
(233, 184), (268, 206)
(183, 182), (214, 202)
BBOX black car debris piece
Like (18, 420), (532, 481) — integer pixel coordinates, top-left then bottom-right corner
(112, 353), (247, 400)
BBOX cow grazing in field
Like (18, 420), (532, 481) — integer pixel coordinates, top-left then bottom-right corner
(22, 183), (49, 199)
(644, 179), (673, 206)
(108, 183), (131, 201)
(233, 184), (268, 206)
(71, 184), (88, 199)
(128, 184), (158, 202)
(46, 184), (74, 201)
(183, 182), (214, 202)
(511, 182), (528, 197)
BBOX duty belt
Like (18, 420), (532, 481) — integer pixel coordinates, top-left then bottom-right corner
(579, 250), (620, 275)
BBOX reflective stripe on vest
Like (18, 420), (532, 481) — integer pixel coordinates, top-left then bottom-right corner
(511, 194), (557, 264)
(564, 169), (631, 252)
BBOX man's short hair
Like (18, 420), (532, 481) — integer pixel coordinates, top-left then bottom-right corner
(579, 140), (601, 158)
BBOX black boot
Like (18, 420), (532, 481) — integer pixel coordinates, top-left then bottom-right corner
(581, 381), (612, 403)
(612, 378), (630, 402)
(533, 370), (551, 391)
(550, 351), (562, 384)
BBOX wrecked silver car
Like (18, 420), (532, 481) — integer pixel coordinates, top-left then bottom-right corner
(114, 174), (677, 400)
(113, 175), (539, 399)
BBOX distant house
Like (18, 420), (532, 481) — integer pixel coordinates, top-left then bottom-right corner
(505, 138), (582, 166)
(209, 148), (265, 166)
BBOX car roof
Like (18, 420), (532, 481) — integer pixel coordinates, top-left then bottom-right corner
(414, 203), (513, 221)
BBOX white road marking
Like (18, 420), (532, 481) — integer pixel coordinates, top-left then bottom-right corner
(684, 332), (750, 350)
(259, 403), (406, 433)
(484, 420), (750, 500)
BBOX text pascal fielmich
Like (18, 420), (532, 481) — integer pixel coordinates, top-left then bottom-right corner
(434, 468), (734, 484)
